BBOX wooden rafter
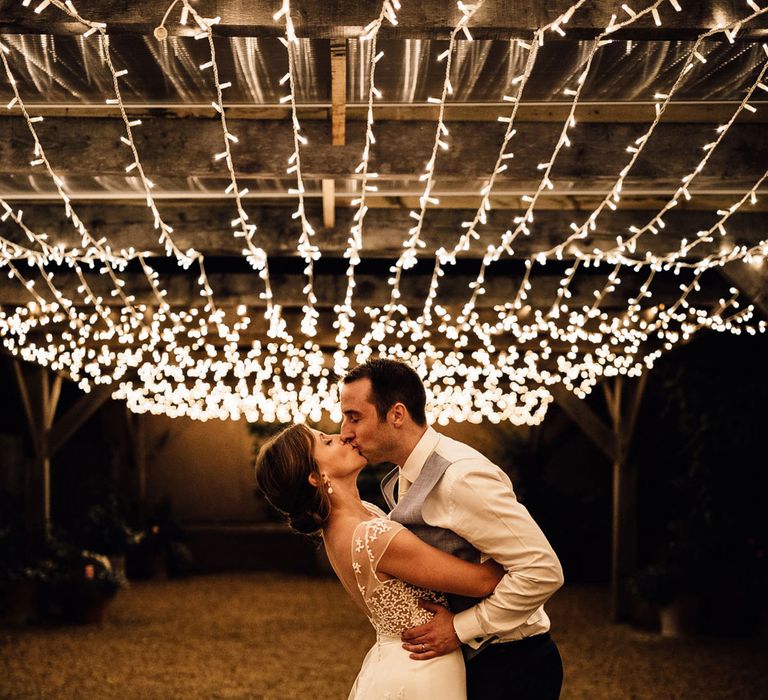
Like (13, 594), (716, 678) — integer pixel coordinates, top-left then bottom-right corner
(549, 384), (616, 461)
(4, 205), (766, 254)
(1, 0), (766, 39)
(720, 263), (768, 321)
(321, 178), (336, 229)
(0, 118), (763, 182)
(330, 39), (346, 146)
(47, 382), (120, 458)
(3, 102), (766, 125)
(0, 268), (732, 308)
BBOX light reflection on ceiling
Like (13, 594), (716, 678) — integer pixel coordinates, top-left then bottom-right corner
(0, 34), (765, 104)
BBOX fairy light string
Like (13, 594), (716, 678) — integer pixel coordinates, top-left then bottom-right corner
(40, 0), (232, 340)
(471, 5), (767, 366)
(415, 31), (543, 338)
(4, 26), (183, 384)
(1, 0), (766, 424)
(1, 44), (140, 321)
(451, 0), (672, 342)
(274, 0), (321, 338)
(333, 0), (402, 375)
(176, 1), (287, 343)
(593, 41), (768, 268)
(503, 11), (768, 313)
(381, 0), (483, 312)
(458, 8), (768, 378)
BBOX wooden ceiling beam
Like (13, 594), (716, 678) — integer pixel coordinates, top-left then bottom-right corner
(3, 204), (766, 258)
(12, 340), (647, 366)
(720, 262), (768, 319)
(0, 117), (764, 181)
(2, 190), (764, 211)
(0, 268), (731, 308)
(19, 319), (632, 354)
(4, 102), (765, 125)
(330, 39), (347, 146)
(1, 0), (765, 39)
(321, 178), (336, 229)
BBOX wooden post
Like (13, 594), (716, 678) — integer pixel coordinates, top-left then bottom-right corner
(602, 373), (648, 622)
(126, 407), (148, 521)
(549, 384), (616, 462)
(603, 378), (629, 621)
(10, 358), (131, 540)
(12, 361), (60, 539)
(552, 374), (647, 623)
(47, 382), (117, 458)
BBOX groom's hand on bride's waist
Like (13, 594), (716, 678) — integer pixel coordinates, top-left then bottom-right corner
(401, 600), (461, 660)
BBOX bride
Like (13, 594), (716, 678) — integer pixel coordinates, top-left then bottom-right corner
(255, 424), (503, 700)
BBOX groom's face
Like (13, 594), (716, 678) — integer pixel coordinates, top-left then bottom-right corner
(340, 378), (397, 465)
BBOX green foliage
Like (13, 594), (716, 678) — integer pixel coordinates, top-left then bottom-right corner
(633, 562), (684, 607)
(34, 537), (121, 594)
(633, 331), (768, 603)
(75, 495), (143, 555)
(0, 490), (27, 580)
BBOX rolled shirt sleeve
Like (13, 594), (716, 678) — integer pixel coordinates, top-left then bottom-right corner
(422, 460), (564, 646)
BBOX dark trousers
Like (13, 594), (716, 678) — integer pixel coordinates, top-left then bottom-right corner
(466, 633), (563, 700)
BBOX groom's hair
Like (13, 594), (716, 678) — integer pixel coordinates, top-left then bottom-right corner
(344, 359), (427, 426)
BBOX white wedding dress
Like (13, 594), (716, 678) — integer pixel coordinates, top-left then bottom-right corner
(338, 508), (467, 700)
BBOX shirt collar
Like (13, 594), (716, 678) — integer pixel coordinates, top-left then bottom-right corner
(400, 426), (439, 484)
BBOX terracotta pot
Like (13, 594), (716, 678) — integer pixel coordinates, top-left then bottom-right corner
(0, 578), (38, 626)
(73, 588), (114, 625)
(659, 596), (698, 637)
(38, 580), (117, 625)
(108, 554), (128, 585)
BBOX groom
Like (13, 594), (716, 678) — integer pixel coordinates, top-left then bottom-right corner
(340, 359), (564, 699)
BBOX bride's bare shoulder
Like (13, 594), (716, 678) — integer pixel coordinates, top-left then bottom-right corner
(361, 501), (389, 518)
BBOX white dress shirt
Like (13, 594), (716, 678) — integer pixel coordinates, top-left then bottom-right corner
(398, 427), (564, 648)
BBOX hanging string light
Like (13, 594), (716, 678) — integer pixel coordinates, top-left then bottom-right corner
(274, 0), (321, 338)
(333, 0), (402, 375)
(1, 0), (766, 425)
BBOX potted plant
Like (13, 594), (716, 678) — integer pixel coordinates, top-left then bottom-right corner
(76, 495), (145, 586)
(633, 558), (698, 637)
(126, 499), (192, 580)
(632, 333), (768, 637)
(0, 490), (38, 625)
(35, 537), (121, 625)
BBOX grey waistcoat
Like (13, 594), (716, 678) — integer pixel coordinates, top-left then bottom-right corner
(382, 450), (483, 617)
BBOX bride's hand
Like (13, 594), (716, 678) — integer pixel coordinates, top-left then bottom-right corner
(401, 600), (460, 660)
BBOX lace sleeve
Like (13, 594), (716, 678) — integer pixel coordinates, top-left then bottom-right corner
(350, 518), (448, 636)
(352, 517), (406, 598)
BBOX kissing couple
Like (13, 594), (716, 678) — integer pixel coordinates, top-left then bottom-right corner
(256, 359), (564, 699)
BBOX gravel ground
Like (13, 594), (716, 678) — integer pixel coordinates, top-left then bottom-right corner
(1, 574), (766, 699)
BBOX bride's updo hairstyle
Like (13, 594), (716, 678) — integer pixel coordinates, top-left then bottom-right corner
(254, 424), (331, 536)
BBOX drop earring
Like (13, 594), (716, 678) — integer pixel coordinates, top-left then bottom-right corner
(322, 473), (334, 495)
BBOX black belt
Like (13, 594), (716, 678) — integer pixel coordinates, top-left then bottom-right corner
(470, 632), (552, 657)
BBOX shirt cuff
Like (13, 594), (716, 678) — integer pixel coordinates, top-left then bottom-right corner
(452, 607), (485, 647)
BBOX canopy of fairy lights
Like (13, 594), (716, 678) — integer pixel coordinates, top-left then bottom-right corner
(0, 0), (766, 425)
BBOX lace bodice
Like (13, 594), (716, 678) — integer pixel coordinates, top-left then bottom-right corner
(352, 516), (447, 637)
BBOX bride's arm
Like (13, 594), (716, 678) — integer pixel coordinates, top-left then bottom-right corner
(376, 527), (504, 597)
